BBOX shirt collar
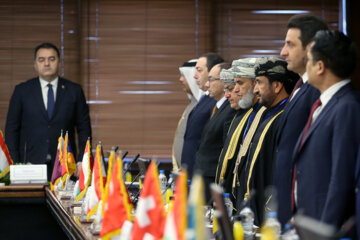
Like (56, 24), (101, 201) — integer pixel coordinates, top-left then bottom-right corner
(216, 96), (227, 108)
(320, 79), (351, 107)
(301, 72), (308, 83)
(39, 77), (58, 88)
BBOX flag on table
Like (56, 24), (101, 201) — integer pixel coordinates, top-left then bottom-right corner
(131, 161), (166, 240)
(100, 152), (133, 240)
(61, 131), (77, 188)
(50, 131), (64, 191)
(0, 130), (13, 179)
(87, 143), (107, 220)
(101, 149), (116, 217)
(74, 138), (93, 202)
(164, 170), (188, 240)
(186, 175), (206, 240)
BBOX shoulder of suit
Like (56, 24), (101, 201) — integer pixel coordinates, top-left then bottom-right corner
(306, 83), (320, 96)
(59, 77), (82, 88)
(14, 77), (39, 91)
(336, 85), (360, 106)
(18, 77), (81, 87)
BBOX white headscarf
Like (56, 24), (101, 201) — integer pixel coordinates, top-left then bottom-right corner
(179, 59), (204, 101)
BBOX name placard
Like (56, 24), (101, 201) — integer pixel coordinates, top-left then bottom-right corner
(10, 165), (47, 184)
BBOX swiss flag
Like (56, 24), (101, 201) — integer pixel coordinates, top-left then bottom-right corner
(131, 161), (166, 240)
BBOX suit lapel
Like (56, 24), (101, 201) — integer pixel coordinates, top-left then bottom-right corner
(52, 78), (66, 120)
(294, 84), (351, 161)
(277, 83), (309, 141)
(301, 84), (350, 147)
(212, 100), (228, 120)
(33, 78), (48, 120)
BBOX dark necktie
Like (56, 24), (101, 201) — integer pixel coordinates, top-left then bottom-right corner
(47, 83), (55, 119)
(289, 78), (304, 101)
(291, 98), (322, 210)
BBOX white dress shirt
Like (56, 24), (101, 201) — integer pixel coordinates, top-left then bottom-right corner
(216, 96), (227, 109)
(312, 79), (351, 123)
(290, 72), (308, 101)
(39, 77), (58, 110)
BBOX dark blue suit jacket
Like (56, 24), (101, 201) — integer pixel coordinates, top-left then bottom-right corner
(5, 77), (91, 174)
(181, 94), (216, 178)
(273, 82), (319, 225)
(293, 83), (360, 230)
(356, 145), (360, 237)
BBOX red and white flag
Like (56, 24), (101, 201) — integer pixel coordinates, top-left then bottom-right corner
(0, 130), (12, 179)
(131, 161), (166, 240)
(87, 143), (107, 220)
(74, 139), (93, 202)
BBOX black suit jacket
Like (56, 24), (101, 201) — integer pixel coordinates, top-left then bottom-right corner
(215, 108), (249, 193)
(194, 100), (236, 177)
(5, 77), (91, 172)
(237, 101), (285, 225)
(273, 82), (319, 226)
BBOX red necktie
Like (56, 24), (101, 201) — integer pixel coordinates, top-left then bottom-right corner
(289, 78), (304, 100)
(291, 98), (322, 211)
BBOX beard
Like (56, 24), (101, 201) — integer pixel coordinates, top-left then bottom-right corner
(238, 87), (254, 109)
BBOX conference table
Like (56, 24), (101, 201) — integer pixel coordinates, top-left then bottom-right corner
(0, 184), (96, 240)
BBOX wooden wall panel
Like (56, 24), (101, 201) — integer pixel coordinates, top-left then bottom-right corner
(0, 0), (342, 161)
(83, 0), (212, 158)
(215, 0), (339, 62)
(0, 0), (80, 134)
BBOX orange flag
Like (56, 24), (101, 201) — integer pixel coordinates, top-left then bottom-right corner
(61, 131), (76, 188)
(131, 162), (166, 240)
(101, 149), (116, 217)
(100, 152), (133, 239)
(164, 170), (188, 240)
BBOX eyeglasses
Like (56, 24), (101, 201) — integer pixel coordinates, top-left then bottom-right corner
(223, 87), (234, 93)
(208, 77), (220, 82)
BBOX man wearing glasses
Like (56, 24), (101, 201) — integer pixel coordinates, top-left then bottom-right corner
(193, 62), (236, 202)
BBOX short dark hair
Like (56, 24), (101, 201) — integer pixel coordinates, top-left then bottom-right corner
(311, 30), (357, 79)
(287, 14), (328, 48)
(34, 42), (60, 59)
(200, 52), (224, 71)
(218, 62), (231, 71)
(255, 58), (299, 94)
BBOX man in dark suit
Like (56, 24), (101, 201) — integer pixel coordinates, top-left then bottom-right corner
(194, 62), (236, 201)
(294, 30), (359, 236)
(274, 14), (328, 226)
(181, 53), (223, 178)
(5, 42), (91, 179)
